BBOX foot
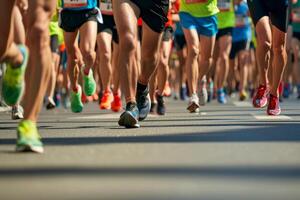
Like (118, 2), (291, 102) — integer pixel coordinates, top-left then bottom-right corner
(267, 94), (281, 116)
(46, 97), (56, 110)
(156, 93), (166, 115)
(16, 120), (44, 153)
(187, 93), (199, 113)
(82, 68), (96, 96)
(70, 86), (83, 113)
(2, 45), (28, 106)
(217, 88), (227, 104)
(99, 89), (113, 110)
(136, 83), (151, 121)
(118, 102), (140, 128)
(111, 93), (122, 112)
(252, 84), (268, 108)
(150, 102), (157, 113)
(239, 90), (248, 101)
(11, 105), (24, 120)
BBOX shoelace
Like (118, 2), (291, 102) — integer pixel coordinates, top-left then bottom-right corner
(256, 86), (266, 99)
(269, 95), (278, 109)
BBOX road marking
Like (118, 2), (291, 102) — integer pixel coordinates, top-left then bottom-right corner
(0, 107), (10, 112)
(68, 113), (158, 120)
(233, 101), (252, 107)
(253, 114), (292, 120)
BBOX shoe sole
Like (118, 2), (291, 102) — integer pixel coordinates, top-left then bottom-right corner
(16, 145), (44, 153)
(187, 102), (200, 113)
(118, 112), (140, 128)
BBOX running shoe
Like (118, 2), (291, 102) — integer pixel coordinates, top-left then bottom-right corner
(239, 90), (248, 101)
(267, 94), (281, 116)
(111, 93), (122, 112)
(217, 88), (227, 104)
(199, 88), (208, 106)
(71, 86), (83, 113)
(252, 84), (268, 108)
(16, 120), (43, 153)
(61, 90), (71, 109)
(282, 83), (291, 98)
(46, 97), (56, 110)
(207, 81), (214, 103)
(92, 93), (99, 101)
(187, 93), (199, 113)
(297, 84), (300, 99)
(99, 90), (113, 110)
(163, 82), (172, 97)
(118, 102), (140, 128)
(11, 105), (24, 120)
(156, 93), (166, 115)
(180, 86), (188, 101)
(150, 102), (157, 113)
(82, 68), (96, 96)
(136, 84), (151, 121)
(81, 92), (88, 104)
(2, 45), (28, 106)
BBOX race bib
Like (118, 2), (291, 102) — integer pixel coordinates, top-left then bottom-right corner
(185, 0), (207, 4)
(64, 0), (88, 8)
(218, 0), (231, 12)
(100, 0), (113, 15)
(235, 14), (247, 27)
(293, 9), (300, 23)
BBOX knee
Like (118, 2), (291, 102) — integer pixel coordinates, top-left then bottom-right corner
(119, 33), (136, 53)
(81, 48), (96, 63)
(220, 52), (229, 63)
(28, 21), (49, 48)
(188, 45), (199, 59)
(259, 39), (272, 52)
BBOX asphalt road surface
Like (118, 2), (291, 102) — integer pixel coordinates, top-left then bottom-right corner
(1, 96), (300, 200)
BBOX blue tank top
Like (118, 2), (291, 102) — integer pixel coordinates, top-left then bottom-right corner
(232, 1), (251, 42)
(62, 0), (97, 10)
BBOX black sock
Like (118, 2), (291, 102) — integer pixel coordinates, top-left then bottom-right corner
(137, 82), (147, 92)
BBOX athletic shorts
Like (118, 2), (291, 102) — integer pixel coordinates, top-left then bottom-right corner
(179, 12), (218, 37)
(130, 0), (169, 33)
(50, 35), (59, 54)
(162, 26), (173, 42)
(59, 8), (100, 32)
(216, 27), (233, 40)
(229, 40), (250, 59)
(247, 0), (289, 32)
(174, 34), (186, 50)
(98, 15), (119, 44)
(293, 32), (300, 41)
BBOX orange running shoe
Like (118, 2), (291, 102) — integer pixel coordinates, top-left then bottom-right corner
(111, 93), (122, 112)
(99, 90), (113, 110)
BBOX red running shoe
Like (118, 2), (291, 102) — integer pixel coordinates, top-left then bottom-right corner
(252, 84), (268, 108)
(267, 94), (281, 115)
(111, 93), (122, 112)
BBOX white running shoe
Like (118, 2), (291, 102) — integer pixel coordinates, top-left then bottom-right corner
(187, 93), (200, 113)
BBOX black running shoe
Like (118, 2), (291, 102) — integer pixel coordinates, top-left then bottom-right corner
(136, 83), (150, 121)
(150, 102), (157, 113)
(118, 102), (140, 128)
(156, 93), (165, 115)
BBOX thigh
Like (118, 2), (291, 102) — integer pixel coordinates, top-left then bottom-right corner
(112, 0), (140, 41)
(199, 35), (216, 60)
(141, 22), (163, 58)
(272, 25), (287, 50)
(79, 21), (97, 52)
(64, 31), (80, 57)
(183, 28), (199, 53)
(219, 34), (232, 56)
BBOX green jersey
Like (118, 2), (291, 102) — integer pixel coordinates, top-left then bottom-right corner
(180, 0), (219, 18)
(217, 0), (235, 29)
(292, 0), (300, 33)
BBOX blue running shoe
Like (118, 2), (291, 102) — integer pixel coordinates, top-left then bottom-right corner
(118, 102), (140, 128)
(136, 83), (150, 121)
(217, 88), (227, 104)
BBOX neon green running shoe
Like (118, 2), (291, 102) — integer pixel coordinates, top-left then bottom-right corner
(71, 85), (83, 113)
(16, 120), (44, 153)
(2, 45), (28, 106)
(82, 68), (96, 96)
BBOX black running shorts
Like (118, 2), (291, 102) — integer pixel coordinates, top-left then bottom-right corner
(229, 40), (250, 59)
(130, 0), (169, 33)
(216, 27), (233, 40)
(293, 32), (300, 41)
(98, 14), (119, 44)
(174, 34), (186, 51)
(162, 26), (173, 42)
(50, 34), (59, 54)
(247, 0), (289, 32)
(59, 8), (99, 32)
